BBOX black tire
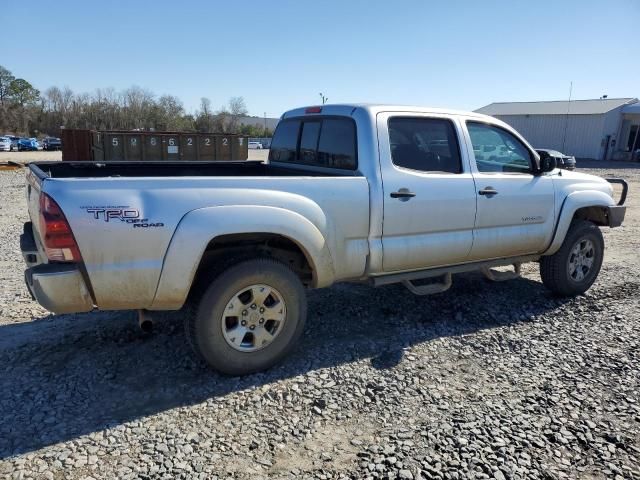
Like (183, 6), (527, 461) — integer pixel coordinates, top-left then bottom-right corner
(186, 258), (307, 375)
(540, 220), (604, 296)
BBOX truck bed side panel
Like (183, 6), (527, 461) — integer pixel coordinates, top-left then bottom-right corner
(41, 176), (370, 310)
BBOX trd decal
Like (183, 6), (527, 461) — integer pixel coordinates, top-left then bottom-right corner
(81, 206), (164, 228)
(86, 207), (139, 221)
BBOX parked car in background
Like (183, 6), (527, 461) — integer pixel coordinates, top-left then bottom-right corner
(42, 137), (62, 151)
(0, 136), (12, 152)
(6, 136), (19, 151)
(248, 141), (263, 149)
(17, 138), (38, 151)
(30, 138), (43, 150)
(535, 149), (576, 170)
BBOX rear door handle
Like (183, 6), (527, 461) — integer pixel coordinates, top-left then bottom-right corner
(390, 189), (416, 200)
(479, 187), (498, 196)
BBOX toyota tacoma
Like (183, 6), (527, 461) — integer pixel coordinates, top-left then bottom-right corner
(21, 104), (627, 374)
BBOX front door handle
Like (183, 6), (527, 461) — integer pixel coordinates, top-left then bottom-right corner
(390, 189), (416, 200)
(479, 187), (498, 196)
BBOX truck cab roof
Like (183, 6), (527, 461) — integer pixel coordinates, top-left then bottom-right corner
(281, 104), (495, 122)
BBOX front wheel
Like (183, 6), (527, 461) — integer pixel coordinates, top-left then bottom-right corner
(540, 220), (604, 296)
(186, 258), (307, 375)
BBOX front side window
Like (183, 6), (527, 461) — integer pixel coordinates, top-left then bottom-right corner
(269, 117), (357, 170)
(389, 117), (462, 173)
(467, 122), (532, 173)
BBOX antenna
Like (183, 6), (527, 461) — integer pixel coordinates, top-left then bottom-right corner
(561, 81), (572, 153)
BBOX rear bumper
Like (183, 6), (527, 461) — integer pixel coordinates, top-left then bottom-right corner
(21, 222), (93, 314)
(25, 264), (94, 314)
(20, 222), (42, 268)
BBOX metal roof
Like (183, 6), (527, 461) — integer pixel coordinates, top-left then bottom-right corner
(238, 115), (280, 130)
(475, 98), (638, 116)
(622, 103), (640, 114)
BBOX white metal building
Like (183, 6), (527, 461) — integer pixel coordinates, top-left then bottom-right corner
(475, 98), (640, 160)
(238, 115), (279, 132)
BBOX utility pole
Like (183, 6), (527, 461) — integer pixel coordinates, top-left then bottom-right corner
(561, 81), (572, 153)
(264, 112), (267, 134)
(319, 93), (328, 105)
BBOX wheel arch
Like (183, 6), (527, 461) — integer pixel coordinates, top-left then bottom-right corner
(150, 205), (335, 310)
(544, 190), (614, 256)
(188, 232), (316, 300)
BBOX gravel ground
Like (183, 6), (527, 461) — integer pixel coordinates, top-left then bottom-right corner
(0, 162), (639, 480)
(0, 151), (62, 164)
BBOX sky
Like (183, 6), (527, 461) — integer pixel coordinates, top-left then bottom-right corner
(2, 0), (639, 118)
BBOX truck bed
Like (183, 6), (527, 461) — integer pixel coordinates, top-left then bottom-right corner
(29, 161), (357, 179)
(26, 159), (371, 311)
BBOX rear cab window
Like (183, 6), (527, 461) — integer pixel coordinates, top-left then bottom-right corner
(269, 119), (300, 163)
(269, 117), (357, 170)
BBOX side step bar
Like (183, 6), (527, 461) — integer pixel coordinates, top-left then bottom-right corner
(481, 263), (521, 281)
(371, 255), (538, 294)
(403, 273), (452, 296)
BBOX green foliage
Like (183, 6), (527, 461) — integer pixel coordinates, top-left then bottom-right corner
(0, 66), (15, 105)
(0, 65), (270, 138)
(9, 78), (40, 106)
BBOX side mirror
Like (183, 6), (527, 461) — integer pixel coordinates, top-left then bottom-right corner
(536, 150), (557, 173)
(541, 155), (557, 172)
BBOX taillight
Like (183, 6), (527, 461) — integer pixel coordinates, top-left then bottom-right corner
(305, 106), (322, 114)
(39, 193), (82, 262)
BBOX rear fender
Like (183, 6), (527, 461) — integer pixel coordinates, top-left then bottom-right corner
(150, 205), (334, 310)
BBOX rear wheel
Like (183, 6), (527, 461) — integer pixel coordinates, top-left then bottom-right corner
(186, 258), (307, 375)
(540, 220), (604, 296)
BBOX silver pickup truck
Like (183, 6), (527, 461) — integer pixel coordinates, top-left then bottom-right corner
(21, 104), (627, 375)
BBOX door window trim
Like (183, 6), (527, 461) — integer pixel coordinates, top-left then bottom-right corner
(465, 120), (535, 175)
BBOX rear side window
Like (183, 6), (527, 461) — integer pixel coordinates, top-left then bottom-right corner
(269, 119), (300, 162)
(388, 117), (462, 173)
(269, 117), (357, 170)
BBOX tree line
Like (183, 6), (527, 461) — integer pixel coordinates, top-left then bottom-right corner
(0, 65), (272, 137)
